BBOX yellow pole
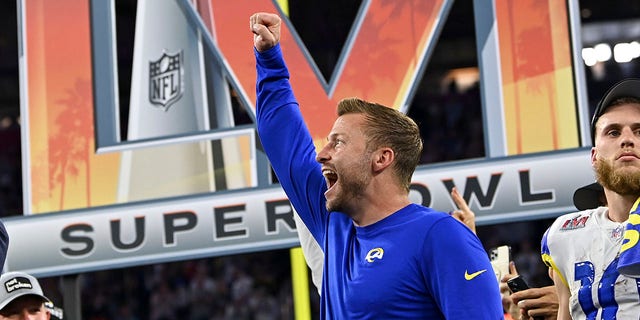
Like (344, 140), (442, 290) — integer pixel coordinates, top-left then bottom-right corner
(290, 247), (312, 320)
(276, 0), (289, 15)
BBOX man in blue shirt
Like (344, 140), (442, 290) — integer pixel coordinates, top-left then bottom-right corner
(250, 12), (502, 319)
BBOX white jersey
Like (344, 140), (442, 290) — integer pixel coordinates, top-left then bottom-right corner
(293, 213), (323, 294)
(541, 207), (640, 319)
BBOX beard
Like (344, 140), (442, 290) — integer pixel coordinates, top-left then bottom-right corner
(325, 171), (369, 213)
(595, 158), (640, 196)
(325, 157), (371, 214)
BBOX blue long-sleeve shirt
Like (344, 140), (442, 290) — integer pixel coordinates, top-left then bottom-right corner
(255, 44), (502, 319)
(0, 220), (7, 269)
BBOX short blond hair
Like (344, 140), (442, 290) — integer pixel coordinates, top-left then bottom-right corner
(337, 98), (422, 192)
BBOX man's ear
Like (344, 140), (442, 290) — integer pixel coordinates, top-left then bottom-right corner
(590, 147), (597, 167)
(372, 147), (394, 172)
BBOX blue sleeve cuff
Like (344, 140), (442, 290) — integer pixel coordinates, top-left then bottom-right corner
(254, 43), (283, 66)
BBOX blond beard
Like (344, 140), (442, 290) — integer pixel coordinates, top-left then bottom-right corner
(595, 159), (640, 196)
(325, 169), (369, 213)
(325, 152), (372, 214)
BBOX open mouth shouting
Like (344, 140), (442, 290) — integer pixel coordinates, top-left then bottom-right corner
(322, 168), (338, 196)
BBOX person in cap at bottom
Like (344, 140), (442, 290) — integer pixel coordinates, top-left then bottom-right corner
(0, 272), (53, 320)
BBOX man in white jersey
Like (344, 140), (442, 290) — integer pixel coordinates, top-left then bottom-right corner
(541, 78), (640, 319)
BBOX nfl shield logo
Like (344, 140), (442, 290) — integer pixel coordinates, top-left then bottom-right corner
(149, 51), (184, 111)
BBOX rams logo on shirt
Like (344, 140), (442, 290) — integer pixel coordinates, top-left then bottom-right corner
(365, 248), (384, 263)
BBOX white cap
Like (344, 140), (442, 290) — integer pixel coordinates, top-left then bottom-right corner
(0, 272), (50, 310)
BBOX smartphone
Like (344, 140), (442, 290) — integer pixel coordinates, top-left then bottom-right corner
(506, 275), (530, 293)
(489, 245), (511, 283)
(507, 275), (543, 320)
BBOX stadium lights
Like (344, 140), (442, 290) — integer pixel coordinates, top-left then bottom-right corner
(614, 43), (634, 63)
(583, 41), (640, 65)
(582, 47), (598, 66)
(630, 41), (640, 59)
(594, 43), (612, 62)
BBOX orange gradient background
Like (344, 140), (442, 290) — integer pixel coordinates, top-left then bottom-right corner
(25, 0), (120, 213)
(496, 0), (578, 154)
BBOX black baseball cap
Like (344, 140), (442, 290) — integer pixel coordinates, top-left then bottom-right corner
(591, 78), (640, 145)
(573, 182), (604, 210)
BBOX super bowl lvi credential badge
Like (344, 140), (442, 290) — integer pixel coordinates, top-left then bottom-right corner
(617, 197), (640, 277)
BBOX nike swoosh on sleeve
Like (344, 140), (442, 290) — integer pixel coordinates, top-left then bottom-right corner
(464, 269), (487, 280)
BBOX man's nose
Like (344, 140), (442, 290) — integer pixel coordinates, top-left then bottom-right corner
(620, 128), (637, 147)
(316, 145), (331, 163)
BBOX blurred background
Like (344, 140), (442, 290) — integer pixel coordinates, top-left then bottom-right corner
(0, 0), (639, 319)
